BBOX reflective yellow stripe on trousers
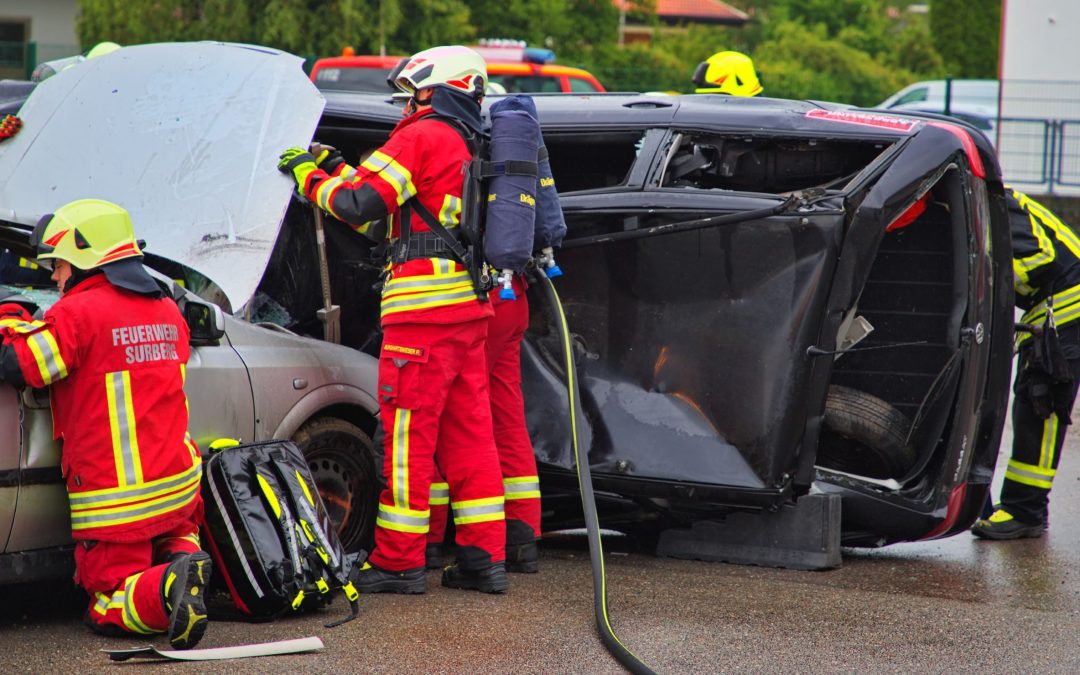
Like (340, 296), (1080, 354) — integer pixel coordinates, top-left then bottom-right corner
(378, 407), (430, 534)
(452, 496), (505, 526)
(503, 476), (541, 500)
(429, 482), (450, 506)
(1005, 414), (1059, 490)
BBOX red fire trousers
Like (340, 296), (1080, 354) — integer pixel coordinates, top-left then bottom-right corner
(75, 514), (201, 635)
(429, 277), (541, 548)
(370, 317), (506, 571)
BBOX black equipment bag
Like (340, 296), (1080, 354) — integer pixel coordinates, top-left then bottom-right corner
(200, 439), (360, 627)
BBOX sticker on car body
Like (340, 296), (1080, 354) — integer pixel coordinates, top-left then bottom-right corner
(805, 109), (920, 133)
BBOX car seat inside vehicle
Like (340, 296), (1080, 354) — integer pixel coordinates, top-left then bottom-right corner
(661, 133), (893, 194)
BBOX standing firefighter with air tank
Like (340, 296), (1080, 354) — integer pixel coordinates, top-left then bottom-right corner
(278, 45), (510, 593)
(426, 93), (567, 574)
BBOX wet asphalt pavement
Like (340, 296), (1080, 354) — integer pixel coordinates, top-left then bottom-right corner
(4, 426), (1080, 673)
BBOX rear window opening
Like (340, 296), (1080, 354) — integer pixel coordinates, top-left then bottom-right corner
(818, 169), (970, 488)
(660, 133), (891, 194)
(543, 130), (645, 192)
(313, 67), (393, 94)
(489, 74), (562, 94)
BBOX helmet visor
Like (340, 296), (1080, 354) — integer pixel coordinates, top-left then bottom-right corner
(386, 57), (412, 94)
(30, 213), (56, 259)
(691, 61), (709, 88)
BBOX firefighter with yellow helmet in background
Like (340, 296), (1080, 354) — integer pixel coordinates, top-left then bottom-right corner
(692, 50), (763, 96)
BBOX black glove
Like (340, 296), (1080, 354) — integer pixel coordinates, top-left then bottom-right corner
(310, 142), (345, 175)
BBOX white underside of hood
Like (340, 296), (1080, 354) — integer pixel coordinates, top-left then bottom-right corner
(0, 41), (325, 309)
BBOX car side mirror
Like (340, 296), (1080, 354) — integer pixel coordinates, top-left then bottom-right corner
(184, 299), (225, 344)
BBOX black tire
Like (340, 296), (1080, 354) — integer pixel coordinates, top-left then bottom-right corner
(818, 385), (917, 480)
(292, 417), (378, 553)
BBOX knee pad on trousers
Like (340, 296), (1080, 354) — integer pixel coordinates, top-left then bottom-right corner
(507, 518), (537, 546)
(455, 545), (495, 571)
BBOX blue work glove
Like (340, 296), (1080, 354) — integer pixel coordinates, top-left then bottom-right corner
(278, 147), (319, 198)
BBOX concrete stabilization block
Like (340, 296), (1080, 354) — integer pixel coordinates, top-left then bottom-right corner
(656, 493), (842, 570)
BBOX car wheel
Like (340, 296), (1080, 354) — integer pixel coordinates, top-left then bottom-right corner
(292, 417), (378, 553)
(818, 385), (916, 480)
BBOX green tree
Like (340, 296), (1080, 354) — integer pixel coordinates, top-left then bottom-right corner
(77, 0), (401, 58)
(78, 0), (203, 46)
(198, 0), (256, 41)
(254, 0), (309, 52)
(387, 0), (473, 54)
(464, 0), (571, 49)
(585, 42), (685, 93)
(883, 11), (945, 78)
(559, 0), (621, 58)
(754, 20), (909, 105)
(929, 0), (1000, 78)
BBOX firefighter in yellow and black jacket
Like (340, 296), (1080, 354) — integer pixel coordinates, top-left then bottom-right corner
(973, 188), (1080, 539)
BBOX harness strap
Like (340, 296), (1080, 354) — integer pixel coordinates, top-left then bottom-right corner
(400, 231), (459, 261)
(481, 159), (538, 178)
(392, 200), (469, 265)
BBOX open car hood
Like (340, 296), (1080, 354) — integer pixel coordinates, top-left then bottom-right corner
(0, 42), (324, 310)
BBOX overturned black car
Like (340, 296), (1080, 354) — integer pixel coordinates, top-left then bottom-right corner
(289, 92), (1012, 549)
(0, 46), (1012, 586)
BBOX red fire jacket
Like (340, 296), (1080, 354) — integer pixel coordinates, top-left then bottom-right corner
(304, 109), (493, 327)
(0, 275), (201, 543)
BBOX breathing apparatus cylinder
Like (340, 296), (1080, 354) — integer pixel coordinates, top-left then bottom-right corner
(534, 145), (567, 278)
(491, 95), (568, 280)
(483, 96), (541, 300)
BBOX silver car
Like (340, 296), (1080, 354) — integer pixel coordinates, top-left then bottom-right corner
(0, 43), (381, 584)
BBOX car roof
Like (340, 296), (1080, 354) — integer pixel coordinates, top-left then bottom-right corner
(323, 91), (926, 139)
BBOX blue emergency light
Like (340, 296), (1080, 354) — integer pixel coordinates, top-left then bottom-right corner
(523, 48), (555, 64)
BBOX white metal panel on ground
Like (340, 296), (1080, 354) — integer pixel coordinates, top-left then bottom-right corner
(0, 41), (325, 309)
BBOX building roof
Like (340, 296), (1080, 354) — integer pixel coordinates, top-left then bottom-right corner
(614, 0), (749, 25)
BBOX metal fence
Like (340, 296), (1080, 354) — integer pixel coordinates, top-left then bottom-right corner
(998, 80), (1080, 196)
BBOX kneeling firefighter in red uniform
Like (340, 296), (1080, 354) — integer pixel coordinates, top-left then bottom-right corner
(0, 200), (210, 647)
(278, 45), (508, 593)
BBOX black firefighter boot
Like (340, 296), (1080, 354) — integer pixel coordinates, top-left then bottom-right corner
(162, 551), (212, 649)
(441, 545), (508, 594)
(425, 543), (446, 570)
(506, 519), (539, 574)
(354, 561), (427, 594)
